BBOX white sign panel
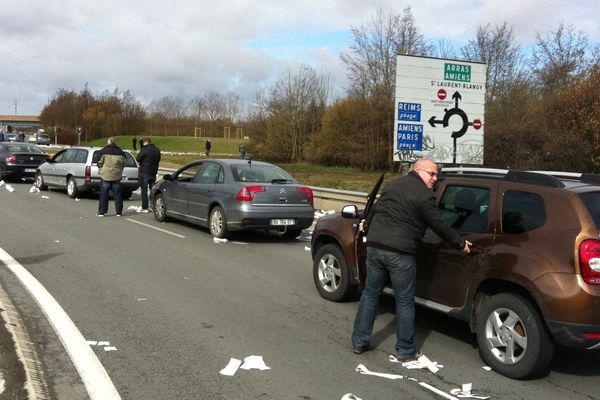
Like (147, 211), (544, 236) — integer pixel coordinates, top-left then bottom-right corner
(394, 55), (487, 164)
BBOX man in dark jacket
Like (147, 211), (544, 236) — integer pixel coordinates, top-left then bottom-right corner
(136, 138), (161, 213)
(351, 159), (471, 362)
(97, 137), (127, 217)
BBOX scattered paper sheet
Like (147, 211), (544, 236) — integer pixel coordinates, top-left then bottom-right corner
(240, 355), (270, 371)
(29, 186), (39, 193)
(41, 195), (49, 199)
(355, 364), (403, 380)
(213, 237), (229, 243)
(219, 358), (242, 376)
(5, 184), (14, 192)
(341, 394), (363, 400)
(104, 346), (117, 352)
(450, 383), (490, 399)
(389, 354), (443, 373)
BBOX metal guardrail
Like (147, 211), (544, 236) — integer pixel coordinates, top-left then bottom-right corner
(157, 168), (368, 212)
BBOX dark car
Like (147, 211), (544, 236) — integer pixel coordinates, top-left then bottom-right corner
(311, 167), (600, 379)
(35, 146), (139, 198)
(0, 142), (48, 181)
(150, 159), (314, 239)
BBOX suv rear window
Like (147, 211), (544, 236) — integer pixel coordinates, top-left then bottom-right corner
(502, 190), (546, 234)
(579, 192), (600, 227)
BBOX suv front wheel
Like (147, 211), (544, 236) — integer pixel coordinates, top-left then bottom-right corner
(476, 292), (554, 379)
(313, 244), (357, 302)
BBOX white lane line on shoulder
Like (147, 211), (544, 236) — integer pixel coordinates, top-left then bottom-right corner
(0, 248), (121, 400)
(125, 218), (186, 238)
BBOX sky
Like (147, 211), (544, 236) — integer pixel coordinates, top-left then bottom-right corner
(1, 0), (599, 116)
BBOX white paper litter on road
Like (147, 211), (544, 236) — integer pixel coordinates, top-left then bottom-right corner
(41, 195), (49, 199)
(128, 205), (142, 211)
(86, 341), (98, 346)
(482, 366), (492, 371)
(0, 180), (4, 186)
(450, 383), (490, 399)
(54, 240), (60, 243)
(341, 394), (363, 400)
(389, 354), (442, 373)
(29, 186), (39, 193)
(219, 358), (242, 376)
(104, 346), (117, 352)
(75, 198), (80, 201)
(240, 355), (270, 370)
(419, 382), (461, 400)
(137, 297), (147, 301)
(97, 341), (110, 346)
(213, 237), (229, 243)
(304, 246), (310, 251)
(355, 364), (403, 380)
(4, 184), (14, 192)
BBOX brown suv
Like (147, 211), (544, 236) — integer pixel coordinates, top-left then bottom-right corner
(310, 167), (600, 379)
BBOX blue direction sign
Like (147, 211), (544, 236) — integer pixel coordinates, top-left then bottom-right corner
(397, 123), (423, 150)
(397, 102), (422, 122)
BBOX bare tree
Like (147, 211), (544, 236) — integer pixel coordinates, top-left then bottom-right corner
(340, 7), (432, 100)
(532, 22), (593, 91)
(461, 22), (525, 101)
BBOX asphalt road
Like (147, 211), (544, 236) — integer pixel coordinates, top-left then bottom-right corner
(0, 180), (599, 400)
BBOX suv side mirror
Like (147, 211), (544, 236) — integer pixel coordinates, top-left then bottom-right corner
(341, 205), (359, 218)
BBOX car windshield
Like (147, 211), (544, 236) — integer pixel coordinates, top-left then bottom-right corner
(579, 192), (600, 227)
(3, 144), (44, 154)
(231, 163), (295, 183)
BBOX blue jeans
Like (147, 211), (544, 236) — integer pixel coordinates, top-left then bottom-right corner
(139, 174), (156, 210)
(351, 246), (417, 358)
(98, 180), (123, 215)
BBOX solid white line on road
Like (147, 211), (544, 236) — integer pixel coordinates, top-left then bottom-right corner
(0, 248), (121, 400)
(125, 218), (186, 238)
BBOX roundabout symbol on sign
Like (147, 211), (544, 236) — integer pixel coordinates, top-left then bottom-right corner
(428, 91), (480, 139)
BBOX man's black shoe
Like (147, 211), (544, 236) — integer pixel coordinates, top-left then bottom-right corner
(353, 346), (369, 354)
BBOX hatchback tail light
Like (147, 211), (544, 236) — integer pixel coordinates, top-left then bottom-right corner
(85, 165), (92, 183)
(297, 186), (314, 205)
(6, 154), (17, 164)
(235, 185), (266, 202)
(579, 239), (600, 285)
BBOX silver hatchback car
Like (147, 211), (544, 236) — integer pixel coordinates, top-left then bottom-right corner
(35, 146), (140, 198)
(150, 159), (315, 239)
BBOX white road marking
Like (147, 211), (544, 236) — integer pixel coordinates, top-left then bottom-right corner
(0, 248), (121, 400)
(125, 218), (186, 238)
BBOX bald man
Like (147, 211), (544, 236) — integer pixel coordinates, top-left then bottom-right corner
(351, 159), (471, 362)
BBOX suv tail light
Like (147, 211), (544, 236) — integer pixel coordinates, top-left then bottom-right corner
(235, 185), (266, 202)
(85, 165), (92, 183)
(6, 154), (17, 164)
(579, 239), (600, 285)
(297, 186), (314, 205)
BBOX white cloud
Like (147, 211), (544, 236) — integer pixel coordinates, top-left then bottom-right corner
(1, 0), (599, 116)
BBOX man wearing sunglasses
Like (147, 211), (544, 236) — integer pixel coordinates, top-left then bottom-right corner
(352, 158), (471, 363)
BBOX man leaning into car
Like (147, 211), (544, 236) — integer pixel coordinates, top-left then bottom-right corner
(351, 158), (471, 362)
(96, 137), (127, 217)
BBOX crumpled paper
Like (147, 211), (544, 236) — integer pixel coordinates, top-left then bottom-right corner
(389, 354), (443, 373)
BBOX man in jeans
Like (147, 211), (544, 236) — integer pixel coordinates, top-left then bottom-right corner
(351, 159), (471, 362)
(97, 137), (127, 217)
(136, 138), (161, 213)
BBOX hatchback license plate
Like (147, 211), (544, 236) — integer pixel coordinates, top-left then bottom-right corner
(270, 218), (296, 226)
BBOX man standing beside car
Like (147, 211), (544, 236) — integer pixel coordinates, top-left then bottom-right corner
(351, 158), (471, 362)
(136, 138), (161, 213)
(97, 137), (127, 217)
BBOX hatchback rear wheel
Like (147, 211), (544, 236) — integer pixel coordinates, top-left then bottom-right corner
(66, 177), (78, 198)
(209, 206), (230, 238)
(313, 244), (357, 302)
(476, 292), (554, 379)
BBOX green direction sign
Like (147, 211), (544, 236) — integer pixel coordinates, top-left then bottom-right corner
(444, 63), (471, 82)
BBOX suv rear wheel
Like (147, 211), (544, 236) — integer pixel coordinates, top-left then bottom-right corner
(476, 292), (554, 379)
(313, 244), (357, 302)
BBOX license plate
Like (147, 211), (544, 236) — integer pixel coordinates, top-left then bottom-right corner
(25, 168), (36, 173)
(270, 218), (296, 226)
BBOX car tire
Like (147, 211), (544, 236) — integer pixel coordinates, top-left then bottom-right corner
(66, 177), (78, 198)
(209, 206), (230, 239)
(153, 193), (168, 222)
(476, 292), (554, 379)
(313, 243), (357, 302)
(122, 190), (133, 200)
(281, 228), (303, 239)
(35, 171), (47, 191)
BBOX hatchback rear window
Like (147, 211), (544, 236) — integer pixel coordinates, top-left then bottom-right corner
(579, 192), (600, 227)
(92, 151), (137, 167)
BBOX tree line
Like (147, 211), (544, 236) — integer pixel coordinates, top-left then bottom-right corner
(40, 7), (600, 172)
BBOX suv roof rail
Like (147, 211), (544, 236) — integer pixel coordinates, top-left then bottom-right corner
(441, 167), (564, 188)
(529, 170), (600, 185)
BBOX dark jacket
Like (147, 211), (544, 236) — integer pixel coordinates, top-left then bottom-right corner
(97, 145), (127, 181)
(136, 143), (161, 176)
(366, 171), (465, 255)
